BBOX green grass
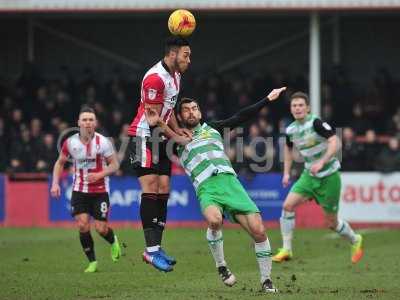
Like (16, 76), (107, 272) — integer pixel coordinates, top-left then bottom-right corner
(0, 228), (399, 300)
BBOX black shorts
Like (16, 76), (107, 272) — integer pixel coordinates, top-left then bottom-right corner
(70, 191), (110, 221)
(126, 136), (171, 177)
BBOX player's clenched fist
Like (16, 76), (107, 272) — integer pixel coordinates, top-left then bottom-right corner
(50, 183), (61, 198)
(267, 87), (287, 101)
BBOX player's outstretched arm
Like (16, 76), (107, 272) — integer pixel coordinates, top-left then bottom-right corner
(50, 153), (68, 198)
(210, 87), (286, 132)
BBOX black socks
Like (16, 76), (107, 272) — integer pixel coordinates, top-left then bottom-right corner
(100, 227), (115, 244)
(140, 193), (159, 247)
(79, 231), (96, 262)
(140, 193), (170, 248)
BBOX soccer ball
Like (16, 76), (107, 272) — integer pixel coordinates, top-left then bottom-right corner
(168, 9), (196, 37)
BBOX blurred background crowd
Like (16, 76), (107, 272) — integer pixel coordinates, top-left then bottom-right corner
(1, 62), (400, 176)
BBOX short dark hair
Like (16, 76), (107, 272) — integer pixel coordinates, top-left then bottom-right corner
(290, 91), (309, 105)
(177, 97), (200, 114)
(164, 36), (190, 55)
(79, 105), (96, 116)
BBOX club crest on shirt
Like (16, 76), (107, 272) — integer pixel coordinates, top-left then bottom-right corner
(198, 129), (213, 139)
(148, 89), (157, 100)
(306, 137), (316, 147)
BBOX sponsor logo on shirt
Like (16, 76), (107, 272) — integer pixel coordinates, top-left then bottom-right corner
(148, 89), (157, 100)
(323, 122), (332, 130)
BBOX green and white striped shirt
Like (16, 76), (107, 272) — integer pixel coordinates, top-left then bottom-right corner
(176, 123), (236, 191)
(286, 114), (340, 178)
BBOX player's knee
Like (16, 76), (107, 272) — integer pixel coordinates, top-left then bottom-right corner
(77, 221), (90, 233)
(209, 222), (222, 230)
(208, 216), (223, 230)
(142, 179), (159, 193)
(158, 184), (170, 194)
(283, 202), (295, 212)
(148, 182), (159, 193)
(250, 223), (266, 242)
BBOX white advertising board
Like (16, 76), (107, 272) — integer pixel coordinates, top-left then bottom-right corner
(339, 172), (400, 223)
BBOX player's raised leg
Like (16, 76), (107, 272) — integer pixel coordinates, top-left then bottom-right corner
(203, 205), (236, 287)
(273, 192), (308, 262)
(325, 213), (363, 264)
(319, 171), (363, 264)
(75, 213), (97, 273)
(236, 213), (277, 293)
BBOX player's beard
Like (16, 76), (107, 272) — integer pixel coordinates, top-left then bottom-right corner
(182, 117), (200, 129)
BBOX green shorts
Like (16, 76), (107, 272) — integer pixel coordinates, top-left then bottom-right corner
(290, 171), (341, 213)
(196, 173), (260, 223)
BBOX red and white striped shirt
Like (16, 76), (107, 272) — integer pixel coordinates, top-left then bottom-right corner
(62, 133), (114, 194)
(128, 60), (180, 137)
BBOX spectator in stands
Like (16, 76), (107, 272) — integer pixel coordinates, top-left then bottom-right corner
(41, 100), (58, 131)
(30, 118), (43, 140)
(351, 103), (371, 135)
(55, 90), (73, 123)
(226, 128), (242, 173)
(374, 137), (400, 173)
(203, 91), (221, 121)
(30, 118), (44, 152)
(341, 127), (364, 171)
(257, 118), (274, 136)
(49, 116), (62, 136)
(1, 65), (399, 175)
(110, 86), (131, 117)
(82, 84), (98, 105)
(8, 108), (25, 139)
(240, 123), (272, 178)
(36, 133), (58, 172)
(363, 129), (381, 171)
(9, 127), (38, 172)
(34, 85), (49, 119)
(107, 109), (124, 138)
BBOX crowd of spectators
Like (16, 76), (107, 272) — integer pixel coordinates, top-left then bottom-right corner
(0, 63), (399, 176)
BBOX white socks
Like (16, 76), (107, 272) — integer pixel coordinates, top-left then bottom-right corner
(207, 228), (273, 284)
(206, 228), (226, 267)
(335, 219), (358, 244)
(146, 245), (160, 253)
(280, 210), (295, 251)
(255, 239), (272, 283)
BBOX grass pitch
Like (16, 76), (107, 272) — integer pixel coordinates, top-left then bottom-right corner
(1, 228), (399, 300)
